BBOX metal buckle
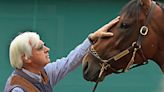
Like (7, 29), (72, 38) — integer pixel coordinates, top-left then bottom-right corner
(140, 26), (148, 36)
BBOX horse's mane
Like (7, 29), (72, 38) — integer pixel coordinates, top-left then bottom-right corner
(156, 1), (164, 12)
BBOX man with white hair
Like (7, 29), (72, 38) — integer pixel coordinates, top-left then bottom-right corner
(4, 17), (119, 92)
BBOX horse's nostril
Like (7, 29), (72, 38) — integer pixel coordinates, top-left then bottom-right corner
(83, 61), (88, 74)
(83, 61), (90, 80)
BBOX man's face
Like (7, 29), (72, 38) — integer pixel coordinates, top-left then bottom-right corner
(29, 40), (50, 68)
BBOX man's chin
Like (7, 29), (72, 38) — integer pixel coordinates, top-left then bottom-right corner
(44, 61), (50, 66)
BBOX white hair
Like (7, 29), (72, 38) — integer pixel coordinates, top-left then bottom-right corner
(9, 32), (40, 69)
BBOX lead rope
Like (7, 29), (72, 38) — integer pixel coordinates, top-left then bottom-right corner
(93, 81), (99, 92)
(93, 63), (110, 92)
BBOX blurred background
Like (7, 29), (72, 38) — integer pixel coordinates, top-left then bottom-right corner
(0, 0), (164, 92)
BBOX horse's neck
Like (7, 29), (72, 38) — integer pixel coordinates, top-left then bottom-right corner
(153, 16), (164, 73)
(154, 48), (164, 73)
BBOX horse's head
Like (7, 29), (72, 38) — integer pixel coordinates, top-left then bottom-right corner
(82, 0), (164, 82)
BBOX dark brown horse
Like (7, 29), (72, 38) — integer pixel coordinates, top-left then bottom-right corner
(82, 0), (164, 91)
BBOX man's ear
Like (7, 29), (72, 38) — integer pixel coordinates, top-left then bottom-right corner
(21, 54), (31, 63)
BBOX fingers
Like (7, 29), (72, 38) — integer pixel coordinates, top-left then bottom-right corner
(107, 16), (120, 27)
(89, 16), (119, 42)
(105, 16), (120, 31)
(101, 32), (114, 38)
(100, 16), (120, 37)
(99, 16), (120, 32)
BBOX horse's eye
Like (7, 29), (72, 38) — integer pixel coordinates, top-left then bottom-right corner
(120, 23), (129, 29)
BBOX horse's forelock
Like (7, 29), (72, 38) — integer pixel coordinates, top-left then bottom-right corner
(120, 0), (140, 17)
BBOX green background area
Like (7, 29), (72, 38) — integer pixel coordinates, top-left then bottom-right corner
(0, 0), (164, 92)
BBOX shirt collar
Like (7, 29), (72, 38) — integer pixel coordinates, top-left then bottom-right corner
(22, 68), (42, 82)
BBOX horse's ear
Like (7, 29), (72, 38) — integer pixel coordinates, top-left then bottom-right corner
(139, 0), (152, 6)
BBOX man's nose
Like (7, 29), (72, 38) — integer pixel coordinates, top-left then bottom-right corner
(44, 46), (50, 52)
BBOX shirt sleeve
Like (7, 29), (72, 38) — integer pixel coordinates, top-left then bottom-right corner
(11, 87), (24, 92)
(44, 38), (91, 86)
